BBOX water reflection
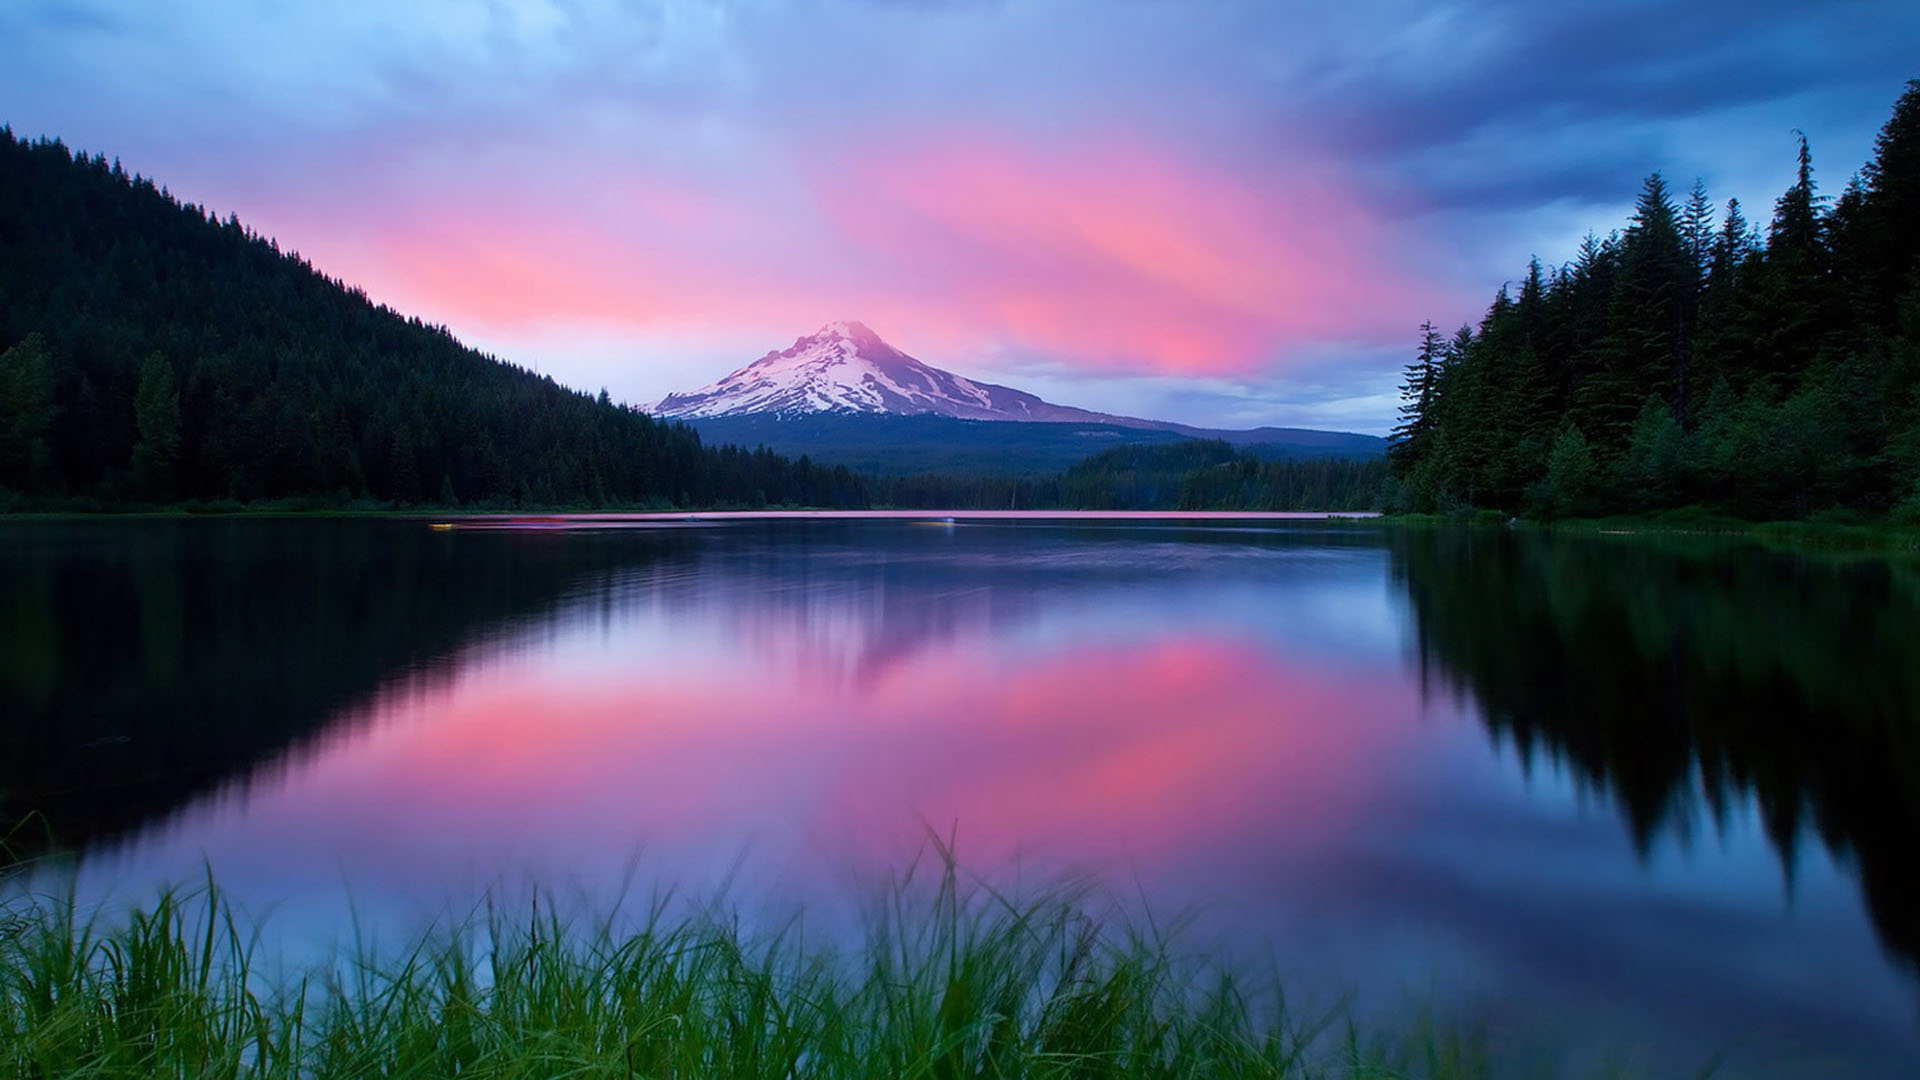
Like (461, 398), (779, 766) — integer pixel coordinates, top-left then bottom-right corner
(242, 635), (1409, 880)
(0, 518), (699, 856)
(1392, 530), (1920, 969)
(2, 518), (1917, 1075)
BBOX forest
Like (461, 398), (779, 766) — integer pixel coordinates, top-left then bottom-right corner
(869, 441), (1390, 511)
(0, 130), (866, 511)
(0, 127), (1388, 514)
(1391, 79), (1920, 522)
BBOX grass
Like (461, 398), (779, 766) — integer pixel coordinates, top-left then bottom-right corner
(0, 843), (1634, 1080)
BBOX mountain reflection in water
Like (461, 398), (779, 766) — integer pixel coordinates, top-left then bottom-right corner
(2, 517), (1915, 1076)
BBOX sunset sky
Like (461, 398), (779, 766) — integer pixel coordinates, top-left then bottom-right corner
(4, 0), (1915, 433)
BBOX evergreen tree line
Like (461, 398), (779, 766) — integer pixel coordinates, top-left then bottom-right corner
(0, 130), (866, 510)
(0, 127), (1386, 514)
(1391, 79), (1920, 522)
(869, 441), (1390, 511)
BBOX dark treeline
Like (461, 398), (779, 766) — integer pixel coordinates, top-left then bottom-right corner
(1395, 528), (1920, 966)
(0, 126), (1387, 514)
(0, 130), (865, 510)
(869, 440), (1391, 511)
(1392, 79), (1920, 521)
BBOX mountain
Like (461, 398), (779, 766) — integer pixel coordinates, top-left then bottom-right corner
(655, 321), (1115, 423)
(0, 131), (863, 509)
(655, 321), (1386, 471)
(0, 131), (1379, 509)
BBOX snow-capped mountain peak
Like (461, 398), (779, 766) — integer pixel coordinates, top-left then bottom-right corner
(653, 322), (1100, 422)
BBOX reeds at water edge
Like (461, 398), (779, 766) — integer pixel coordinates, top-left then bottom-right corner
(0, 836), (1622, 1079)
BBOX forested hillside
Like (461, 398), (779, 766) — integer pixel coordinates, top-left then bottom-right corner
(683, 414), (1384, 477)
(871, 441), (1390, 511)
(0, 128), (1389, 514)
(0, 130), (864, 510)
(1391, 79), (1920, 521)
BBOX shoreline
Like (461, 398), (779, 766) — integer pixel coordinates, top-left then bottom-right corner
(1375, 510), (1920, 554)
(5, 507), (1917, 554)
(0, 507), (1384, 523)
(426, 508), (1382, 524)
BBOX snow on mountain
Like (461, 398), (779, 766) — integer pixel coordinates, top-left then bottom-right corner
(652, 321), (1112, 422)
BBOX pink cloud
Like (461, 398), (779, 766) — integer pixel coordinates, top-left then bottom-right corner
(268, 133), (1436, 378)
(812, 137), (1433, 373)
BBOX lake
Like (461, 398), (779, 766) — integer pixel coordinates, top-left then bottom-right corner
(1, 516), (1915, 1076)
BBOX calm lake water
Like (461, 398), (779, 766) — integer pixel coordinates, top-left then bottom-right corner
(2, 516), (1916, 1076)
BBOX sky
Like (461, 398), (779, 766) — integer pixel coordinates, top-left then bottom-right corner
(3, 1), (1916, 434)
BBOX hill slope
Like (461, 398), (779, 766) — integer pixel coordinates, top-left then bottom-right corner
(687, 413), (1384, 476)
(684, 414), (1187, 475)
(0, 131), (863, 509)
(865, 439), (1391, 510)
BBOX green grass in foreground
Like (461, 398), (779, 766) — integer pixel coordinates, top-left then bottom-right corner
(0, 851), (1623, 1080)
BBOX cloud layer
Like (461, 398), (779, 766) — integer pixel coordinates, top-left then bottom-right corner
(3, 0), (1915, 430)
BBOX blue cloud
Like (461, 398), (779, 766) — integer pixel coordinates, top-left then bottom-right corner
(1, 0), (1914, 431)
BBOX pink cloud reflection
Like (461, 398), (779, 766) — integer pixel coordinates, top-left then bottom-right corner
(241, 633), (1415, 885)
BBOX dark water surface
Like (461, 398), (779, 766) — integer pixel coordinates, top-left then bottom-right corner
(2, 517), (1916, 1075)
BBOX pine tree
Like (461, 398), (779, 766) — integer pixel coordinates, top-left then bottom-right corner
(1560, 233), (1621, 432)
(1513, 256), (1558, 426)
(1710, 198), (1757, 278)
(1754, 132), (1836, 388)
(1696, 197), (1762, 393)
(0, 333), (61, 494)
(1585, 174), (1693, 449)
(131, 351), (182, 499)
(1620, 395), (1685, 508)
(1538, 425), (1596, 518)
(1681, 178), (1716, 277)
(1390, 321), (1445, 470)
(387, 428), (419, 502)
(1851, 79), (1920, 330)
(1771, 133), (1826, 257)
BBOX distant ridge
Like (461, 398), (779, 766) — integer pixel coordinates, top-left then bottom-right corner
(682, 413), (1385, 476)
(653, 321), (1385, 461)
